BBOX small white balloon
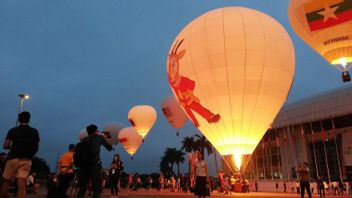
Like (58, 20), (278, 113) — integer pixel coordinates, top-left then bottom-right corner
(118, 127), (143, 156)
(79, 128), (88, 141)
(103, 123), (124, 145)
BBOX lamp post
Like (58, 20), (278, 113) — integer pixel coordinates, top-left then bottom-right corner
(16, 93), (30, 126)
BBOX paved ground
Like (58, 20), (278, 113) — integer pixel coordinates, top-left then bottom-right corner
(23, 188), (351, 198)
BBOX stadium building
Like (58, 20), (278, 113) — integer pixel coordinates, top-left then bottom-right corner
(245, 84), (352, 182)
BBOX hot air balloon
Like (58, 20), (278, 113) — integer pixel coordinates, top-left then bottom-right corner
(118, 127), (143, 158)
(103, 123), (124, 145)
(161, 95), (188, 136)
(128, 105), (157, 138)
(289, 0), (352, 82)
(79, 128), (88, 141)
(167, 7), (295, 172)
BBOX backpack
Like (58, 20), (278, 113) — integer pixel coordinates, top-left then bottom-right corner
(73, 137), (95, 168)
(13, 127), (39, 158)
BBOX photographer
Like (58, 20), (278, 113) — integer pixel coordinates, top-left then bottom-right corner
(76, 124), (113, 198)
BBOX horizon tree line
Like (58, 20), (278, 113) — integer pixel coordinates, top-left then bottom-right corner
(159, 133), (218, 176)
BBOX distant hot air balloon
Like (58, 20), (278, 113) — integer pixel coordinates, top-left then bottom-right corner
(289, 0), (352, 82)
(103, 123), (124, 145)
(167, 7), (295, 172)
(161, 95), (188, 136)
(79, 128), (88, 141)
(118, 127), (143, 158)
(128, 105), (157, 138)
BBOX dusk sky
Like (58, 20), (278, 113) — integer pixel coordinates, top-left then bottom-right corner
(0, 0), (347, 176)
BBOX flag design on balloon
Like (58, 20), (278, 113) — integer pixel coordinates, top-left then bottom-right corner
(304, 0), (352, 31)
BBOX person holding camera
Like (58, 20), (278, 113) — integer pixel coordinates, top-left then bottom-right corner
(298, 162), (312, 198)
(76, 124), (113, 198)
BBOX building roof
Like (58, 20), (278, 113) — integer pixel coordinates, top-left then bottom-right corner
(272, 83), (352, 128)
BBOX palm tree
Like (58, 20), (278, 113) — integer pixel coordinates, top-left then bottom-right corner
(159, 156), (172, 176)
(194, 134), (213, 157)
(174, 149), (185, 175)
(194, 134), (219, 174)
(162, 147), (178, 174)
(181, 136), (197, 153)
(181, 136), (197, 174)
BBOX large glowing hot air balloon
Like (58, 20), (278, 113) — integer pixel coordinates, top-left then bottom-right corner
(128, 105), (157, 138)
(167, 7), (295, 172)
(161, 95), (188, 135)
(118, 127), (143, 157)
(289, 0), (352, 82)
(103, 123), (124, 145)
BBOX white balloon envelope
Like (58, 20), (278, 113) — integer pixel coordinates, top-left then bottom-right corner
(161, 95), (188, 129)
(128, 105), (157, 138)
(118, 127), (143, 157)
(79, 128), (88, 141)
(167, 7), (295, 171)
(103, 123), (124, 145)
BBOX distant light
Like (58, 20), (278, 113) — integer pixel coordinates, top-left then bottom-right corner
(19, 94), (30, 100)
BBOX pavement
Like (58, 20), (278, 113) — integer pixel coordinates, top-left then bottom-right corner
(23, 188), (351, 198)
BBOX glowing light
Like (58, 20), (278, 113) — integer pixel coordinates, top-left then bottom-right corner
(332, 57), (351, 69)
(167, 7), (294, 168)
(340, 57), (348, 67)
(233, 154), (242, 170)
(128, 105), (157, 138)
(19, 94), (30, 100)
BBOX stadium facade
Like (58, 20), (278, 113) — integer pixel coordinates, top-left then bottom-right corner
(245, 84), (352, 182)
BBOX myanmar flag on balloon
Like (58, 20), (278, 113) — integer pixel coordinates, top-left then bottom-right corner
(304, 0), (352, 31)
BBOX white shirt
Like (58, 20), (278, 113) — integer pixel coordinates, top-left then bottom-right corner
(195, 160), (208, 176)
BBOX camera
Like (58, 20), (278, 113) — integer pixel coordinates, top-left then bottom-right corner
(101, 131), (111, 139)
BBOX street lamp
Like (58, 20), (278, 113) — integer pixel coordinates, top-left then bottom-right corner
(16, 93), (30, 126)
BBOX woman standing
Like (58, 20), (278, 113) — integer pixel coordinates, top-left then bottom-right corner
(193, 151), (209, 198)
(109, 154), (124, 198)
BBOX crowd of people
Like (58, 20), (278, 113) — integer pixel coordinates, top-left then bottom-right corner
(1, 111), (352, 198)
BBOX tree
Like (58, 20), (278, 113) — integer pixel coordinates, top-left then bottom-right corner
(181, 136), (197, 174)
(174, 149), (185, 175)
(159, 156), (172, 176)
(194, 134), (219, 174)
(194, 134), (213, 157)
(160, 147), (180, 175)
(181, 136), (197, 153)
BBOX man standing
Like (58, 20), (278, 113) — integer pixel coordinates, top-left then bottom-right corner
(1, 111), (40, 198)
(76, 124), (113, 198)
(298, 162), (312, 198)
(58, 144), (75, 198)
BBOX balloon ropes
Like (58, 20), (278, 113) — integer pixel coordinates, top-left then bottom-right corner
(161, 95), (188, 136)
(167, 7), (295, 173)
(289, 0), (352, 82)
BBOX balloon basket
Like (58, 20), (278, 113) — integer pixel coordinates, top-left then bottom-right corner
(342, 71), (351, 82)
